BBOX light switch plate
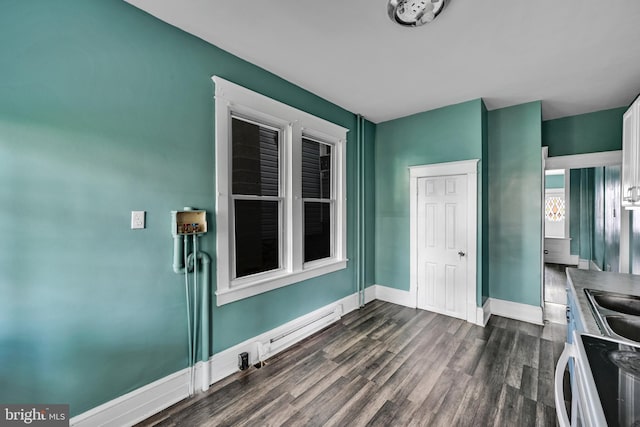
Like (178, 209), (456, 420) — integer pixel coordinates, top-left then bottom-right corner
(131, 211), (145, 229)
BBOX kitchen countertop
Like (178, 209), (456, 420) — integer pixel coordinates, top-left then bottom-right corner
(566, 267), (640, 335)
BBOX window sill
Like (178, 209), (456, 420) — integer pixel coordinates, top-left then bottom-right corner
(215, 259), (348, 306)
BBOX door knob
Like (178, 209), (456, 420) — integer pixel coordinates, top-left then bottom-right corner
(458, 250), (466, 257)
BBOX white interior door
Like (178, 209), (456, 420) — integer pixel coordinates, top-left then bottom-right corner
(417, 175), (468, 319)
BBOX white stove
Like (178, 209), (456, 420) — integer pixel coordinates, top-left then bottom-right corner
(555, 331), (640, 426)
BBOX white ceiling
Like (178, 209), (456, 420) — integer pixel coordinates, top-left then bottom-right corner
(125, 0), (640, 123)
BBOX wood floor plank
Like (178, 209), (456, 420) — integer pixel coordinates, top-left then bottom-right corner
(406, 334), (463, 404)
(367, 318), (399, 341)
(341, 301), (392, 327)
(305, 376), (371, 426)
(521, 364), (540, 401)
(535, 401), (559, 427)
(372, 338), (434, 395)
(519, 396), (539, 426)
(369, 327), (438, 387)
(340, 340), (390, 381)
(470, 382), (504, 426)
(492, 384), (522, 427)
(452, 319), (474, 340)
(201, 382), (291, 426)
(365, 399), (399, 427)
(321, 379), (378, 427)
(340, 304), (395, 336)
(425, 368), (472, 427)
(541, 322), (567, 342)
(288, 365), (343, 405)
(404, 399), (436, 427)
(418, 367), (469, 416)
(503, 318), (537, 338)
(260, 348), (329, 388)
(351, 349), (397, 381)
(472, 326), (516, 383)
(348, 313), (388, 337)
(321, 328), (365, 359)
(279, 410), (312, 427)
(382, 311), (437, 355)
(450, 376), (486, 427)
(464, 322), (493, 342)
(545, 264), (570, 305)
(235, 392), (294, 427)
(537, 339), (558, 408)
(137, 302), (566, 427)
(277, 355), (337, 398)
(203, 350), (328, 422)
(385, 398), (421, 426)
(506, 331), (531, 389)
(387, 339), (448, 404)
(327, 388), (389, 426)
(447, 337), (486, 375)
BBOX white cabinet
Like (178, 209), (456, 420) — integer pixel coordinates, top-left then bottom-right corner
(622, 97), (640, 208)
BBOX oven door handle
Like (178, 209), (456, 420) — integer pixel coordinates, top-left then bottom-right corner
(554, 343), (574, 427)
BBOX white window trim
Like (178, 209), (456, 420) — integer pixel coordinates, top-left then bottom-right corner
(213, 76), (348, 306)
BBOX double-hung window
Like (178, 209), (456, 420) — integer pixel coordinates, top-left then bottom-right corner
(213, 76), (348, 305)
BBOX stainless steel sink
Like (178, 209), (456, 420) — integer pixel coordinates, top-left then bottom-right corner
(589, 290), (640, 316)
(604, 315), (640, 343)
(585, 288), (640, 344)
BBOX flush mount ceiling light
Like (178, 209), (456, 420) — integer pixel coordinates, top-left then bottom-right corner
(388, 0), (446, 27)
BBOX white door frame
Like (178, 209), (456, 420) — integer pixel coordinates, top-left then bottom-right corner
(540, 149), (626, 306)
(409, 159), (479, 324)
(541, 150), (626, 269)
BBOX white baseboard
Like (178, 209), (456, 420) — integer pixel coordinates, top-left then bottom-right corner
(477, 299), (491, 326)
(364, 285), (377, 305)
(372, 284), (415, 308)
(544, 255), (579, 266)
(578, 259), (590, 270)
(487, 298), (543, 325)
(70, 369), (190, 427)
(589, 259), (602, 271)
(371, 286), (544, 328)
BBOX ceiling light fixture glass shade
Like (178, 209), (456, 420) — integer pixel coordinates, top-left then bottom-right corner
(388, 0), (446, 27)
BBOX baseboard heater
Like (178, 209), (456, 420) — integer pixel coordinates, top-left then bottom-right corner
(257, 304), (343, 362)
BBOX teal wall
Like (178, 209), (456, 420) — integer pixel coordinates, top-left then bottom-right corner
(593, 167), (606, 269)
(364, 121), (377, 287)
(542, 107), (626, 156)
(578, 168), (596, 260)
(569, 169), (583, 255)
(488, 102), (542, 306)
(545, 173), (565, 189)
(374, 99), (484, 303)
(0, 0), (375, 416)
(591, 165), (621, 271)
(543, 107), (626, 266)
(481, 102), (490, 304)
(570, 166), (620, 268)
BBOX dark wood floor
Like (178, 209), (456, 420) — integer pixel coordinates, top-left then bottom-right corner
(544, 263), (569, 305)
(138, 301), (567, 427)
(544, 263), (569, 325)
